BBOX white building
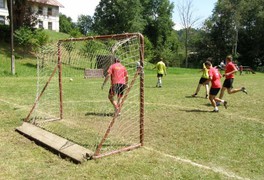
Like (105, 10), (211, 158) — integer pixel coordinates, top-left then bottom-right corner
(0, 0), (64, 32)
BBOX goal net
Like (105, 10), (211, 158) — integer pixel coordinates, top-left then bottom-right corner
(24, 33), (144, 159)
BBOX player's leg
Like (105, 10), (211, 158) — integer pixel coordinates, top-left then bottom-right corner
(209, 88), (221, 112)
(192, 83), (201, 97)
(108, 85), (118, 110)
(209, 94), (218, 112)
(192, 78), (204, 97)
(205, 84), (209, 98)
(219, 79), (229, 99)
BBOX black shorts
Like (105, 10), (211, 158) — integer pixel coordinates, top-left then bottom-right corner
(157, 73), (163, 78)
(109, 84), (126, 97)
(223, 78), (234, 89)
(210, 88), (220, 96)
(199, 78), (209, 84)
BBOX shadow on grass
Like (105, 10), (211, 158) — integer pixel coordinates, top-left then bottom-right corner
(23, 62), (37, 69)
(181, 109), (211, 113)
(85, 112), (114, 117)
(185, 95), (207, 99)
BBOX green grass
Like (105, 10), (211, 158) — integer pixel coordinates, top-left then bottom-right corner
(1, 53), (264, 179)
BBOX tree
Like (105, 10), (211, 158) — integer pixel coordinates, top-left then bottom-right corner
(59, 14), (74, 34)
(7, 0), (38, 30)
(202, 0), (264, 68)
(14, 27), (49, 54)
(177, 0), (200, 68)
(141, 0), (177, 64)
(77, 15), (93, 35)
(92, 0), (145, 34)
(237, 0), (264, 67)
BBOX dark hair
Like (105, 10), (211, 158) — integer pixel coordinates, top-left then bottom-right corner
(207, 57), (212, 62)
(204, 61), (212, 66)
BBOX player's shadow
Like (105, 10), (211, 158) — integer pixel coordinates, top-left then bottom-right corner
(181, 109), (211, 113)
(185, 95), (207, 99)
(85, 112), (114, 117)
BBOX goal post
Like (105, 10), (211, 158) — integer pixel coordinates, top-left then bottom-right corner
(19, 33), (145, 161)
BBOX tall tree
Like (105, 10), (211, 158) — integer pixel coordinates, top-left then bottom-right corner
(177, 0), (200, 68)
(59, 14), (74, 34)
(7, 0), (37, 30)
(142, 0), (177, 63)
(203, 0), (264, 67)
(238, 0), (264, 67)
(77, 15), (93, 35)
(92, 0), (145, 34)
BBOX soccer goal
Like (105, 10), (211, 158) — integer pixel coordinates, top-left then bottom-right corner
(16, 33), (145, 162)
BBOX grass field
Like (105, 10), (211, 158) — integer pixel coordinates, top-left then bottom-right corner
(0, 56), (264, 179)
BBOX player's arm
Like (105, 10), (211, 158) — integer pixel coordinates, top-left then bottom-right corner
(225, 65), (238, 76)
(163, 64), (167, 75)
(101, 74), (110, 90)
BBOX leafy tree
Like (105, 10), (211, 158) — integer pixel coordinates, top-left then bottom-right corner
(7, 0), (38, 30)
(200, 0), (264, 68)
(142, 0), (177, 64)
(59, 14), (75, 34)
(237, 0), (264, 67)
(77, 15), (93, 35)
(14, 26), (48, 54)
(93, 0), (145, 34)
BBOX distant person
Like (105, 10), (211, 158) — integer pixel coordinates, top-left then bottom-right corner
(239, 65), (243, 75)
(192, 59), (210, 98)
(155, 58), (167, 87)
(219, 55), (247, 100)
(218, 60), (226, 70)
(101, 57), (128, 114)
(205, 61), (227, 112)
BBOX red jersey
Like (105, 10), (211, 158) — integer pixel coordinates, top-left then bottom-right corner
(225, 61), (237, 79)
(107, 62), (128, 85)
(209, 67), (222, 88)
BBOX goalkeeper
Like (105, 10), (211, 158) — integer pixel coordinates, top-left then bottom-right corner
(101, 57), (128, 113)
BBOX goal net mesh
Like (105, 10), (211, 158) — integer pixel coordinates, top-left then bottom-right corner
(26, 33), (144, 158)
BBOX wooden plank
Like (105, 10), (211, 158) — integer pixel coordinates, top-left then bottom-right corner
(16, 122), (94, 163)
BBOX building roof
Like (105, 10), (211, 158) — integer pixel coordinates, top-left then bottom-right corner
(28, 0), (64, 8)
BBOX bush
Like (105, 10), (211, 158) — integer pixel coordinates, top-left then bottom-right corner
(14, 27), (49, 53)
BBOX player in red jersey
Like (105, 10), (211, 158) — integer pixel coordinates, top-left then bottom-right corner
(101, 57), (128, 113)
(219, 55), (247, 100)
(205, 61), (227, 112)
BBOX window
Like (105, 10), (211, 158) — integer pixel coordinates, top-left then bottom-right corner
(38, 6), (43, 15)
(48, 22), (52, 30)
(48, 7), (52, 16)
(39, 21), (43, 29)
(0, 0), (5, 8)
(0, 16), (5, 25)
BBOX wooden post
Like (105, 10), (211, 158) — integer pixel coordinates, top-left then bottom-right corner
(58, 42), (63, 119)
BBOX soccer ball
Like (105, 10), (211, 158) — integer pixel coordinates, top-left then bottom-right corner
(69, 78), (73, 82)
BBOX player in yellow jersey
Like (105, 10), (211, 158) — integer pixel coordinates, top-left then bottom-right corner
(155, 58), (167, 87)
(192, 58), (211, 98)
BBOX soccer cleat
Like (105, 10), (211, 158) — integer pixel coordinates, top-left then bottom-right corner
(192, 93), (197, 97)
(205, 94), (209, 99)
(223, 101), (228, 109)
(216, 102), (221, 106)
(241, 87), (247, 94)
(212, 109), (219, 112)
